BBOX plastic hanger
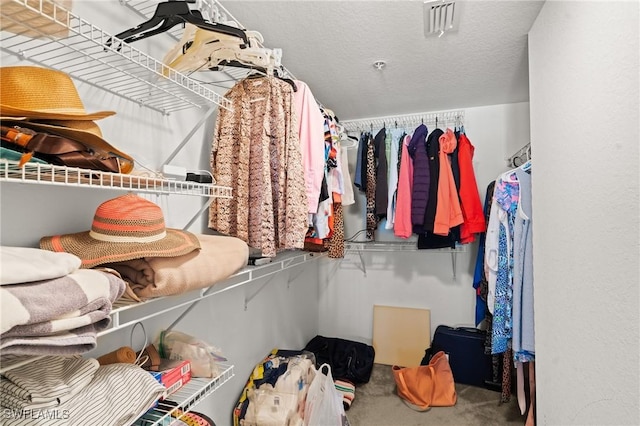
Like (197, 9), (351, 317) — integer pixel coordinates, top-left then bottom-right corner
(111, 1), (249, 46)
(231, 65), (297, 92)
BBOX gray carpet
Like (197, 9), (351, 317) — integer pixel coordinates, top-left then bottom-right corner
(345, 364), (523, 426)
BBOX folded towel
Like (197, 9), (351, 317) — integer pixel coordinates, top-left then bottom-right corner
(0, 269), (125, 355)
(0, 246), (81, 285)
(1, 363), (165, 426)
(106, 234), (248, 299)
(0, 356), (99, 411)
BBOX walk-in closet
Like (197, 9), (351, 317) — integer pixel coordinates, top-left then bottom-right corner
(0, 1), (638, 425)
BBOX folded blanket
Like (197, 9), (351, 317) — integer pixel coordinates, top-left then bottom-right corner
(1, 363), (165, 426)
(106, 234), (248, 299)
(0, 356), (99, 411)
(0, 246), (81, 285)
(0, 269), (125, 355)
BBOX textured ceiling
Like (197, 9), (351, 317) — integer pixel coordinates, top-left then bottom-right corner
(220, 0), (545, 121)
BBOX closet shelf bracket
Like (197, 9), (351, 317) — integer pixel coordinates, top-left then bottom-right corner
(161, 106), (218, 168)
(344, 242), (466, 278)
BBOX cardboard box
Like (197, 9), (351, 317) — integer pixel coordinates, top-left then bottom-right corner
(158, 359), (191, 399)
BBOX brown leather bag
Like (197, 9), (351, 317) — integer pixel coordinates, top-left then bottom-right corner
(392, 350), (457, 411)
(1, 125), (122, 173)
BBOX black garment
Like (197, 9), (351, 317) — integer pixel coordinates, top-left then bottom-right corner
(397, 132), (406, 176)
(355, 132), (370, 192)
(417, 231), (456, 249)
(422, 128), (444, 233)
(373, 128), (388, 218)
(448, 130), (462, 242)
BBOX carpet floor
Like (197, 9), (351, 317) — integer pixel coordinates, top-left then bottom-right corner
(345, 364), (523, 426)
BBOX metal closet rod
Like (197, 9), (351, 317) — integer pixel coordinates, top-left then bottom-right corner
(340, 110), (465, 133)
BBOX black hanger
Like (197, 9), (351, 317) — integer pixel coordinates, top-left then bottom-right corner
(210, 60), (297, 92)
(109, 1), (249, 47)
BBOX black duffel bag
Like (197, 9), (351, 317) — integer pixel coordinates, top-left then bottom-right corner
(303, 335), (375, 384)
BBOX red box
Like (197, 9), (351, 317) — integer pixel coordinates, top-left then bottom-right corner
(157, 359), (191, 399)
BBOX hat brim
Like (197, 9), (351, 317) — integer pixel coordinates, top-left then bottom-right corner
(1, 119), (134, 174)
(40, 228), (201, 269)
(0, 105), (115, 121)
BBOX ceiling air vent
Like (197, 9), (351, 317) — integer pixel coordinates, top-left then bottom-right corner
(423, 0), (461, 38)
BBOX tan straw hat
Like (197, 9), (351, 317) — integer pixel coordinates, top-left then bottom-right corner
(1, 118), (135, 174)
(40, 194), (201, 268)
(0, 66), (115, 120)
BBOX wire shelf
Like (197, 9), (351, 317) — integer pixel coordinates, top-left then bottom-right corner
(0, 159), (233, 198)
(122, 0), (296, 82)
(100, 250), (325, 338)
(345, 241), (467, 253)
(0, 0), (232, 114)
(341, 110), (465, 133)
(132, 364), (234, 426)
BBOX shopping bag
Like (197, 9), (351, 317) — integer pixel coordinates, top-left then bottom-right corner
(304, 364), (349, 426)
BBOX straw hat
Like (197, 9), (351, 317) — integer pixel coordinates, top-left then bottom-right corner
(0, 66), (115, 120)
(40, 194), (201, 268)
(1, 118), (135, 174)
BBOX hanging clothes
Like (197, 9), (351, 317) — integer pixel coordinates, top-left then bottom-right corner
(433, 129), (464, 236)
(457, 132), (487, 243)
(385, 128), (404, 230)
(340, 145), (355, 206)
(209, 76), (308, 257)
(365, 133), (377, 240)
(292, 80), (326, 214)
(512, 165), (534, 362)
(490, 171), (520, 354)
(407, 124), (429, 233)
(394, 134), (414, 239)
(374, 128), (388, 219)
(473, 181), (496, 326)
(422, 128), (442, 233)
(354, 132), (369, 192)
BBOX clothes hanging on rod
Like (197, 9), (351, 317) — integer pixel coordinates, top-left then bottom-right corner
(475, 157), (534, 408)
(347, 111), (485, 248)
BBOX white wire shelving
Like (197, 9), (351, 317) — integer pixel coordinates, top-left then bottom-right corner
(131, 364), (234, 426)
(0, 0), (232, 114)
(0, 159), (233, 198)
(343, 241), (467, 279)
(121, 0), (298, 84)
(100, 250), (325, 338)
(0, 250), (324, 375)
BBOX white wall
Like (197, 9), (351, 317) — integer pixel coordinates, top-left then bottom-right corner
(529, 2), (640, 424)
(318, 102), (531, 350)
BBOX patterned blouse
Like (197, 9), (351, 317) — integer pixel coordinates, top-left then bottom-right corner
(209, 76), (308, 257)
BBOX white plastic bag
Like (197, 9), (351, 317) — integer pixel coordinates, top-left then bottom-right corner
(304, 364), (349, 426)
(157, 330), (226, 378)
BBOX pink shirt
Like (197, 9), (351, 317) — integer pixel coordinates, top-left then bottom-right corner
(394, 135), (414, 238)
(293, 80), (326, 213)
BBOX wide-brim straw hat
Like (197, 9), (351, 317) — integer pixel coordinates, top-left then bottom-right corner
(40, 194), (201, 268)
(1, 118), (135, 174)
(0, 66), (115, 120)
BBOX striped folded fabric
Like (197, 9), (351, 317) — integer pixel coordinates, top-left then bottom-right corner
(334, 379), (356, 410)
